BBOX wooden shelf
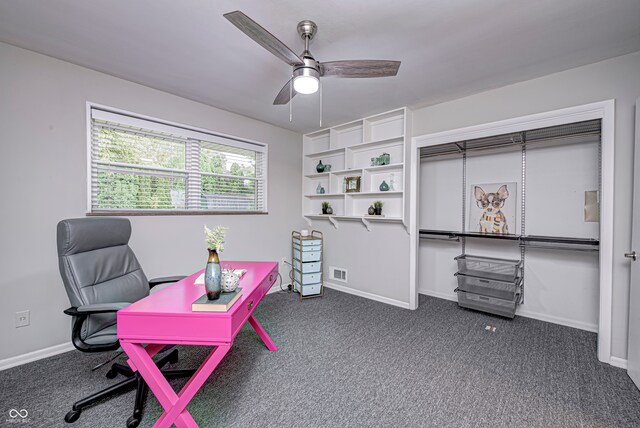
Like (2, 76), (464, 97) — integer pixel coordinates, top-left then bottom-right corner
(302, 107), (410, 230)
(347, 191), (403, 197)
(304, 147), (346, 158)
(363, 163), (403, 172)
(351, 136), (404, 152)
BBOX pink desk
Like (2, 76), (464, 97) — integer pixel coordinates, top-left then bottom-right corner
(117, 261), (278, 428)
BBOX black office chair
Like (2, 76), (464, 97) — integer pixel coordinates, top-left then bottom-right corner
(57, 218), (193, 427)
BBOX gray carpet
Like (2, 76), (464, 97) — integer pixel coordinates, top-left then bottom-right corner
(2, 289), (640, 428)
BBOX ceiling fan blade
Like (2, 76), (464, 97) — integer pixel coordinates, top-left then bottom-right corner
(224, 11), (303, 67)
(273, 79), (297, 105)
(319, 60), (401, 78)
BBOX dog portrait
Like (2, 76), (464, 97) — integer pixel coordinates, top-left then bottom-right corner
(469, 182), (517, 234)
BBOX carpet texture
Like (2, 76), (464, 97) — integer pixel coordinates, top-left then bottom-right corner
(1, 289), (640, 427)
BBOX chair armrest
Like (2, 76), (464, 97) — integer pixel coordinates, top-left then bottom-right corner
(64, 302), (129, 316)
(149, 276), (186, 288)
(63, 304), (128, 353)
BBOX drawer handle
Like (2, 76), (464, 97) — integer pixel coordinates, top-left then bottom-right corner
(479, 279), (490, 284)
(269, 274), (273, 282)
(248, 300), (254, 310)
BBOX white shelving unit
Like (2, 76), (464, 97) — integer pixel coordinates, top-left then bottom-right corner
(302, 107), (411, 231)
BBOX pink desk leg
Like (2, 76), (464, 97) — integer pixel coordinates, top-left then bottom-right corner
(248, 315), (278, 352)
(126, 343), (165, 372)
(121, 341), (231, 428)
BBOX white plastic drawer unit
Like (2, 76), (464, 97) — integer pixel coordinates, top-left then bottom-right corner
(294, 281), (321, 297)
(293, 242), (322, 252)
(293, 260), (321, 274)
(293, 248), (321, 262)
(293, 269), (321, 285)
(297, 238), (322, 247)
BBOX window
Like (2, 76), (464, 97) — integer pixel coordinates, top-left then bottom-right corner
(88, 106), (267, 214)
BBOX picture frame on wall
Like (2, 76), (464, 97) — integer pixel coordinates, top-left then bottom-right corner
(345, 176), (361, 193)
(469, 182), (517, 234)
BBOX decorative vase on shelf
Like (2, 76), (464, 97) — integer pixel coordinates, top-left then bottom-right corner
(316, 160), (325, 173)
(326, 206), (334, 215)
(379, 180), (390, 191)
(316, 183), (325, 194)
(205, 249), (222, 300)
(368, 206), (375, 215)
(380, 153), (390, 165)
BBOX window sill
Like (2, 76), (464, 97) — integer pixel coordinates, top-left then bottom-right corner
(87, 210), (268, 216)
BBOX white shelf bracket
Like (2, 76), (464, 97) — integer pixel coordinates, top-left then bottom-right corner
(303, 216), (313, 228)
(328, 216), (339, 229)
(361, 217), (372, 231)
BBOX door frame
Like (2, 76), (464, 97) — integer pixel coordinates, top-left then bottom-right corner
(409, 100), (615, 364)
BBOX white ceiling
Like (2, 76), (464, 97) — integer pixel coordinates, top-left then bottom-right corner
(1, 0), (639, 134)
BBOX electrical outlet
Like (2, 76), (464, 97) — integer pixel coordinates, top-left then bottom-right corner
(15, 310), (30, 328)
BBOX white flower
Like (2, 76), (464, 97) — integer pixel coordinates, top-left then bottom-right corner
(204, 225), (228, 251)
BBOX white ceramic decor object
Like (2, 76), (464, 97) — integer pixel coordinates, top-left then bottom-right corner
(221, 269), (241, 292)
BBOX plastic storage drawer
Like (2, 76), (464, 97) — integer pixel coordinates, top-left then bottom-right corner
(455, 254), (521, 282)
(296, 238), (321, 247)
(293, 281), (321, 297)
(293, 260), (321, 273)
(293, 242), (322, 252)
(455, 273), (522, 301)
(457, 290), (519, 318)
(293, 248), (321, 262)
(293, 270), (321, 285)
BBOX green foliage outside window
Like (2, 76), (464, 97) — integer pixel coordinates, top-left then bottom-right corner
(95, 127), (259, 210)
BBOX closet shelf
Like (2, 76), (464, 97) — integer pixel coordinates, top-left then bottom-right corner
(419, 229), (599, 251)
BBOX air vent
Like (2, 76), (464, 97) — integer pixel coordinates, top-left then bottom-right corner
(330, 266), (348, 283)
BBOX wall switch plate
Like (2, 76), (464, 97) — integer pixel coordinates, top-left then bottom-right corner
(15, 310), (30, 328)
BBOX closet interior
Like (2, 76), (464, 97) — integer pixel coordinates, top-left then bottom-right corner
(418, 119), (602, 325)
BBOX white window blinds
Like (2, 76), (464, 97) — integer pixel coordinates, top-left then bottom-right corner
(89, 107), (267, 213)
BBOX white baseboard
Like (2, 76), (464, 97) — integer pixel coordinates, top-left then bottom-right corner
(419, 288), (457, 303)
(418, 288), (598, 333)
(0, 342), (75, 372)
(516, 308), (598, 333)
(609, 356), (628, 369)
(324, 282), (411, 309)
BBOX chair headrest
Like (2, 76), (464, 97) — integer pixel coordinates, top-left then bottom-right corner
(57, 218), (132, 256)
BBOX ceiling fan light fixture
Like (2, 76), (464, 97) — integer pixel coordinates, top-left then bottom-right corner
(293, 67), (319, 94)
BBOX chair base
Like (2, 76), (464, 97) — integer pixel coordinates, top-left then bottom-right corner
(64, 349), (195, 426)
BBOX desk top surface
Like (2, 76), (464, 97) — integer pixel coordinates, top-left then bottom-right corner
(119, 261), (277, 318)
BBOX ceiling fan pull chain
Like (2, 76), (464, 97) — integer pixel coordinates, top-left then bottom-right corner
(319, 79), (322, 127)
(289, 73), (293, 122)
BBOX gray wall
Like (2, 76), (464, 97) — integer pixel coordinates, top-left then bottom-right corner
(0, 42), (303, 361)
(412, 51), (640, 359)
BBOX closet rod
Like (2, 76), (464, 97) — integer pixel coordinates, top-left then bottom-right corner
(419, 229), (599, 248)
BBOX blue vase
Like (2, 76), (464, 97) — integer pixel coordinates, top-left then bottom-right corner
(379, 180), (390, 191)
(205, 249), (222, 300)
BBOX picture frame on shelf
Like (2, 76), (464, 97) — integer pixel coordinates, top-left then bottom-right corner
(345, 176), (361, 193)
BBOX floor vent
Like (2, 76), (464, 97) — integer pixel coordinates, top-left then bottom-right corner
(330, 266), (348, 283)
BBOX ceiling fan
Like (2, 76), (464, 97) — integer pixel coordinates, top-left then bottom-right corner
(223, 11), (401, 105)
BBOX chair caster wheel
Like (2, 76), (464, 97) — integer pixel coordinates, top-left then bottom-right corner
(105, 368), (118, 379)
(126, 415), (140, 428)
(64, 410), (81, 423)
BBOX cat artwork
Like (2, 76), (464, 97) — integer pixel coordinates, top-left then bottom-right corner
(469, 183), (517, 234)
